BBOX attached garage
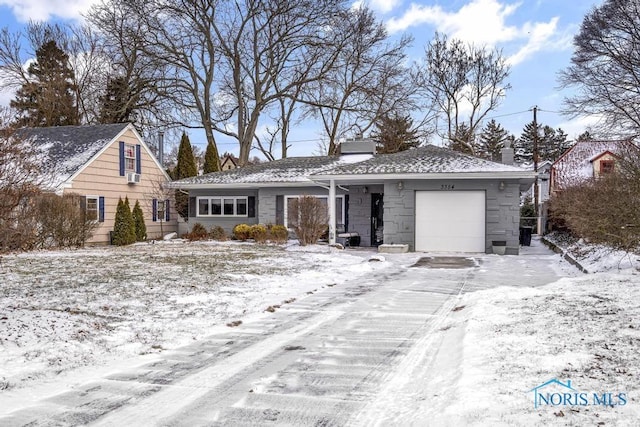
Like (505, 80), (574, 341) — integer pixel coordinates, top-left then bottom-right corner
(415, 191), (486, 253)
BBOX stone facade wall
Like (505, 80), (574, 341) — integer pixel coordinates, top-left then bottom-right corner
(382, 179), (522, 254)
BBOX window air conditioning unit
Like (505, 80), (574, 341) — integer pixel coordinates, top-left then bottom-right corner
(127, 172), (141, 184)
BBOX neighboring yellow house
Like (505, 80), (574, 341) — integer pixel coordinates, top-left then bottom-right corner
(20, 123), (177, 244)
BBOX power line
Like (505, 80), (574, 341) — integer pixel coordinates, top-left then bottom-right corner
(486, 109), (532, 120)
(536, 108), (563, 114)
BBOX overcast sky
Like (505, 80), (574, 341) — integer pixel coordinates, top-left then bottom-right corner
(0, 0), (602, 155)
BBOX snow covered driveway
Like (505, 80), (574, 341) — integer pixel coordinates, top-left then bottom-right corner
(0, 240), (577, 426)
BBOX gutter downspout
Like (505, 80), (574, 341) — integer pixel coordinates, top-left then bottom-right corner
(329, 179), (336, 245)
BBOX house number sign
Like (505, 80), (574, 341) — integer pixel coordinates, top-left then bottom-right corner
(440, 184), (455, 190)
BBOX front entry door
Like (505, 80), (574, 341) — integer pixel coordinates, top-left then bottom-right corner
(371, 193), (384, 246)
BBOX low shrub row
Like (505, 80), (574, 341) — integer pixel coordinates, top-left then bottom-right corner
(184, 223), (288, 244)
(233, 223), (288, 244)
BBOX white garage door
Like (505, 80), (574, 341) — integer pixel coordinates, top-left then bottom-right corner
(415, 191), (486, 252)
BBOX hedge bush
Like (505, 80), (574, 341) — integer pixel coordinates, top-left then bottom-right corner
(268, 225), (288, 244)
(250, 224), (268, 243)
(209, 225), (227, 241)
(185, 222), (209, 241)
(233, 223), (251, 241)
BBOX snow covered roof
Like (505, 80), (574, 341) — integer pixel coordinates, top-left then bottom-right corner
(17, 123), (130, 190)
(313, 145), (529, 178)
(172, 145), (532, 189)
(170, 156), (345, 188)
(551, 139), (636, 188)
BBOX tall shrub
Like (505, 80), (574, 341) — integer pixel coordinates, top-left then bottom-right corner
(288, 196), (328, 246)
(35, 193), (99, 248)
(549, 174), (640, 251)
(113, 197), (136, 246)
(174, 132), (198, 218)
(132, 200), (147, 241)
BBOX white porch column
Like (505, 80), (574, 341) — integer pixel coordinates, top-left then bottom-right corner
(329, 179), (336, 245)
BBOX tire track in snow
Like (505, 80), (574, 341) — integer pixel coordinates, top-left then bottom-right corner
(346, 267), (474, 426)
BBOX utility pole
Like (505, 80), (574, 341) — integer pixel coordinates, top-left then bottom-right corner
(532, 106), (540, 234)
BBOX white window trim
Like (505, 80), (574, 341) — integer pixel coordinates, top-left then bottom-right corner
(85, 195), (99, 222)
(196, 196), (248, 217)
(124, 143), (136, 172)
(156, 199), (166, 222)
(284, 195), (344, 229)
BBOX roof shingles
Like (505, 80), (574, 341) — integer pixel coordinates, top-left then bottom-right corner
(315, 145), (524, 175)
(172, 156), (344, 186)
(172, 145), (527, 188)
(18, 123), (129, 189)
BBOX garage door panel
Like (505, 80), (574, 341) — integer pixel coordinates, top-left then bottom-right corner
(415, 191), (485, 252)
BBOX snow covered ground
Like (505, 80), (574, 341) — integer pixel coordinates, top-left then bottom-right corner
(0, 241), (384, 395)
(544, 230), (640, 273)
(1, 236), (639, 426)
(410, 237), (640, 426)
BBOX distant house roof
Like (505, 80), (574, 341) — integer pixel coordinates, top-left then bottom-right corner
(17, 123), (132, 190)
(221, 154), (238, 169)
(171, 145), (533, 189)
(551, 139), (636, 189)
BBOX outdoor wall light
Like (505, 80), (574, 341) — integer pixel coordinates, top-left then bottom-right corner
(499, 181), (506, 191)
(362, 186), (368, 193)
(397, 181), (404, 191)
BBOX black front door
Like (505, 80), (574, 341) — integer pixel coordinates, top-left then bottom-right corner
(371, 193), (384, 246)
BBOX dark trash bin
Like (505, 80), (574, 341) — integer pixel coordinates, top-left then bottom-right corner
(519, 226), (532, 246)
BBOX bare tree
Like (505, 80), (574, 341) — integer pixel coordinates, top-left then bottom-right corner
(413, 32), (511, 155)
(288, 196), (328, 246)
(87, 0), (170, 130)
(0, 109), (44, 250)
(211, 0), (346, 164)
(88, 0), (224, 168)
(560, 0), (640, 136)
(303, 7), (413, 155)
(89, 0), (347, 167)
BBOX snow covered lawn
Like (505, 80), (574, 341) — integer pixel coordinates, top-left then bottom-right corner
(0, 241), (379, 393)
(424, 240), (640, 426)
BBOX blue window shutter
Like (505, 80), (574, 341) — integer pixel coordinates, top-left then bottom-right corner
(99, 197), (105, 222)
(248, 196), (256, 218)
(189, 197), (196, 218)
(152, 199), (158, 222)
(165, 199), (170, 221)
(119, 141), (125, 176)
(136, 144), (141, 174)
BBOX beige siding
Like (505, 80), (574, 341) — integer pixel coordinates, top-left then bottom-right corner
(63, 129), (177, 244)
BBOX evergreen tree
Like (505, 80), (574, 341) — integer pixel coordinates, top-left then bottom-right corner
(478, 119), (510, 161)
(449, 123), (475, 155)
(10, 40), (79, 127)
(540, 126), (572, 162)
(132, 199), (147, 242)
(515, 121), (574, 163)
(514, 121), (539, 163)
(98, 75), (139, 124)
(174, 132), (198, 218)
(371, 113), (421, 154)
(124, 196), (136, 241)
(174, 132), (198, 178)
(113, 197), (136, 246)
(577, 131), (594, 142)
(203, 141), (220, 174)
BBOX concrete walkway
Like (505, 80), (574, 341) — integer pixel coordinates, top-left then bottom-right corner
(0, 239), (579, 426)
